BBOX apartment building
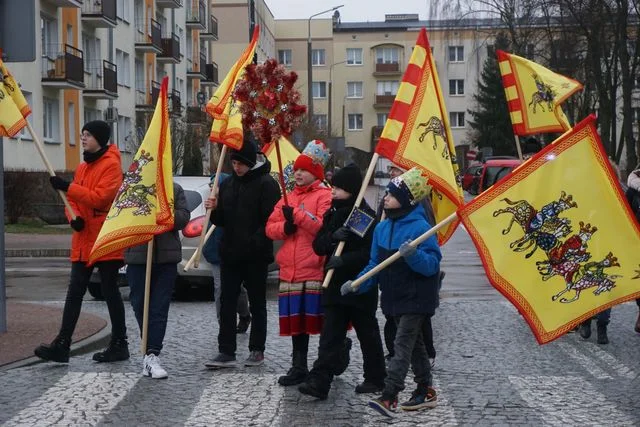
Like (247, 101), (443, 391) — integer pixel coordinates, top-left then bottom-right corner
(4, 0), (220, 173)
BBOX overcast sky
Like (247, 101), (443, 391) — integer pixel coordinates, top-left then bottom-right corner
(265, 0), (430, 22)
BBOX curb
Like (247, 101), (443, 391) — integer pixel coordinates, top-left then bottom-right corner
(5, 249), (70, 258)
(0, 322), (112, 371)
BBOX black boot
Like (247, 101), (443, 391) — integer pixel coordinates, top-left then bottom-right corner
(34, 336), (71, 363)
(278, 350), (308, 386)
(596, 324), (609, 344)
(332, 337), (352, 376)
(579, 320), (592, 339)
(92, 337), (130, 362)
(298, 375), (329, 400)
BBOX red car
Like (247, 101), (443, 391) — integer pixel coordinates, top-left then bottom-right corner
(462, 164), (483, 194)
(478, 158), (523, 193)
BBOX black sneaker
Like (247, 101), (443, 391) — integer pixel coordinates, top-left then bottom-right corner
(93, 338), (130, 363)
(236, 315), (251, 334)
(298, 378), (329, 400)
(205, 353), (237, 369)
(278, 367), (308, 386)
(579, 321), (592, 339)
(368, 396), (398, 418)
(400, 386), (437, 411)
(34, 336), (70, 363)
(355, 381), (384, 394)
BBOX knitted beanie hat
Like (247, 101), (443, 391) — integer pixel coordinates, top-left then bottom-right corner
(331, 163), (362, 196)
(230, 139), (257, 167)
(293, 139), (330, 180)
(82, 120), (111, 147)
(386, 167), (432, 208)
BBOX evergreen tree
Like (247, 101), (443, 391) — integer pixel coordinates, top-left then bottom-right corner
(182, 136), (204, 176)
(467, 32), (516, 156)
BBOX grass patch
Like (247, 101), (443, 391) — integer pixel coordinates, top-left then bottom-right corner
(4, 218), (72, 234)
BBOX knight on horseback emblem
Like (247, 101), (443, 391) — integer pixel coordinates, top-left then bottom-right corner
(108, 150), (157, 218)
(528, 73), (556, 113)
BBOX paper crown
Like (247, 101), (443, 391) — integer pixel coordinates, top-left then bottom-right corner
(387, 167), (432, 207)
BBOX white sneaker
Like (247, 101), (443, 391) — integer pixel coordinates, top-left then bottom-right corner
(142, 354), (168, 379)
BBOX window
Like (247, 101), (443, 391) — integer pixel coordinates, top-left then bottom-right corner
(377, 80), (399, 95)
(68, 102), (76, 146)
(347, 81), (363, 98)
(135, 58), (144, 91)
(66, 25), (73, 46)
(84, 108), (101, 124)
(450, 112), (465, 128)
(41, 15), (58, 59)
(83, 34), (101, 74)
(12, 91), (34, 140)
(43, 97), (60, 142)
(117, 0), (131, 22)
(348, 113), (363, 130)
(116, 49), (130, 86)
(278, 49), (291, 66)
(376, 47), (399, 64)
(449, 79), (464, 96)
(448, 46), (464, 62)
(118, 115), (132, 151)
(312, 81), (327, 98)
(313, 114), (327, 131)
(311, 49), (325, 66)
(377, 113), (388, 127)
(346, 48), (362, 65)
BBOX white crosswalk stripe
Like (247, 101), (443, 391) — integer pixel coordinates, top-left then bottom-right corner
(557, 342), (613, 379)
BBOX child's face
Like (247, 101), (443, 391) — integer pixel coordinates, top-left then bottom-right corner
(331, 186), (351, 200)
(383, 192), (401, 209)
(232, 160), (250, 176)
(294, 169), (316, 186)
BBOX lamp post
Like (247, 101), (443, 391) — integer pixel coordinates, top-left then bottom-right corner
(307, 5), (343, 123)
(328, 60), (347, 138)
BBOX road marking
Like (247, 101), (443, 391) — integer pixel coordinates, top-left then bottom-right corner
(509, 375), (636, 425)
(580, 345), (638, 380)
(557, 342), (612, 379)
(4, 372), (138, 427)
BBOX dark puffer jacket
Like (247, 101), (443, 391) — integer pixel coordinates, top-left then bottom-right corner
(211, 159), (281, 264)
(124, 183), (190, 264)
(312, 199), (378, 308)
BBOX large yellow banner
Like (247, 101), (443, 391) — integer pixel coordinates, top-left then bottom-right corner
(263, 136), (299, 194)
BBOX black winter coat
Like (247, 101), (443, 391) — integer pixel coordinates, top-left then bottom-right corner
(312, 199), (378, 308)
(211, 159), (280, 264)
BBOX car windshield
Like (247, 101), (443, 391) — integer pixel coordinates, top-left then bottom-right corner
(183, 190), (203, 212)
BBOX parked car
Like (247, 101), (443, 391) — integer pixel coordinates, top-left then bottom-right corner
(462, 164), (483, 195)
(477, 158), (523, 193)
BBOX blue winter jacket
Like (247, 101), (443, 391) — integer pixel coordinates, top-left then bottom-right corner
(356, 204), (442, 315)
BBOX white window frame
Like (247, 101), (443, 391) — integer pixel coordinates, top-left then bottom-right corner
(12, 91), (34, 141)
(313, 114), (327, 131)
(84, 107), (101, 124)
(278, 49), (292, 66)
(68, 102), (76, 146)
(375, 47), (399, 64)
(116, 49), (130, 87)
(347, 113), (363, 131)
(346, 48), (362, 65)
(117, 0), (131, 22)
(376, 113), (388, 127)
(376, 80), (399, 96)
(448, 46), (464, 62)
(117, 115), (132, 151)
(346, 81), (363, 98)
(42, 96), (60, 143)
(312, 81), (327, 99)
(311, 48), (326, 66)
(450, 112), (465, 128)
(41, 15), (58, 60)
(449, 79), (464, 96)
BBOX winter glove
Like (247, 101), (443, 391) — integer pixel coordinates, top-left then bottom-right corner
(324, 256), (345, 272)
(284, 221), (297, 235)
(398, 240), (416, 258)
(340, 280), (355, 296)
(282, 205), (295, 223)
(49, 175), (70, 192)
(69, 217), (85, 232)
(331, 226), (353, 242)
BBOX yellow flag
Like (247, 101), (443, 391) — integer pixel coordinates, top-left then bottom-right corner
(458, 115), (640, 344)
(375, 28), (464, 244)
(497, 50), (583, 135)
(263, 136), (299, 194)
(0, 60), (29, 137)
(89, 77), (174, 264)
(0, 58), (32, 118)
(207, 26), (259, 149)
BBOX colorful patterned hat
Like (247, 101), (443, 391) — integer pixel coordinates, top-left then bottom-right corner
(386, 167), (432, 208)
(293, 139), (330, 180)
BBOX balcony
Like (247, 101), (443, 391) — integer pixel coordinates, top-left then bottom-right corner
(83, 60), (117, 99)
(41, 44), (85, 89)
(187, 51), (207, 80)
(186, 106), (208, 123)
(156, 0), (182, 8)
(373, 62), (402, 76)
(170, 89), (182, 117)
(200, 15), (218, 40)
(135, 18), (162, 53)
(157, 33), (180, 63)
(44, 0), (82, 7)
(81, 0), (116, 28)
(135, 80), (161, 111)
(186, 0), (206, 30)
(373, 94), (395, 108)
(201, 62), (219, 87)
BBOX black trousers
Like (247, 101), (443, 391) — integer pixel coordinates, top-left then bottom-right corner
(385, 314), (436, 359)
(308, 303), (386, 390)
(59, 261), (127, 340)
(218, 261), (268, 356)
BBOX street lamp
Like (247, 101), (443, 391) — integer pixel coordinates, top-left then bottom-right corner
(328, 60), (347, 137)
(307, 5), (343, 123)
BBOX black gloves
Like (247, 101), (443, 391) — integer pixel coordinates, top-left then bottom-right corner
(332, 226), (353, 242)
(284, 221), (297, 235)
(324, 256), (344, 271)
(50, 175), (70, 192)
(282, 205), (294, 222)
(70, 217), (85, 232)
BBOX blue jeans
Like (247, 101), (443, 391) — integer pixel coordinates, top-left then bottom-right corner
(383, 313), (432, 399)
(127, 263), (177, 355)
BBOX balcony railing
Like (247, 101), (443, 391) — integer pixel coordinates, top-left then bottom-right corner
(135, 80), (161, 109)
(170, 89), (182, 116)
(374, 62), (401, 75)
(41, 44), (85, 88)
(201, 62), (219, 86)
(134, 18), (162, 53)
(374, 94), (396, 107)
(200, 15), (218, 40)
(188, 51), (207, 79)
(83, 60), (117, 98)
(186, 0), (206, 29)
(81, 0), (116, 27)
(46, 0), (82, 7)
(158, 33), (180, 63)
(156, 0), (182, 8)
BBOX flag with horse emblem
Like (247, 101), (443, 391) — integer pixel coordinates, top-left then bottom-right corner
(89, 77), (174, 264)
(263, 136), (299, 194)
(497, 50), (583, 135)
(375, 27), (464, 244)
(206, 26), (259, 149)
(458, 115), (640, 344)
(0, 58), (30, 137)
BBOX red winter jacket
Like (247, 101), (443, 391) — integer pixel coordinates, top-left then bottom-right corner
(66, 145), (124, 262)
(266, 180), (332, 283)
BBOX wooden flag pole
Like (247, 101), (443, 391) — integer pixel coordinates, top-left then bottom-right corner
(513, 134), (524, 161)
(322, 153), (379, 288)
(25, 121), (77, 219)
(274, 138), (289, 206)
(193, 144), (228, 268)
(140, 240), (154, 355)
(348, 212), (457, 292)
(183, 223), (216, 272)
